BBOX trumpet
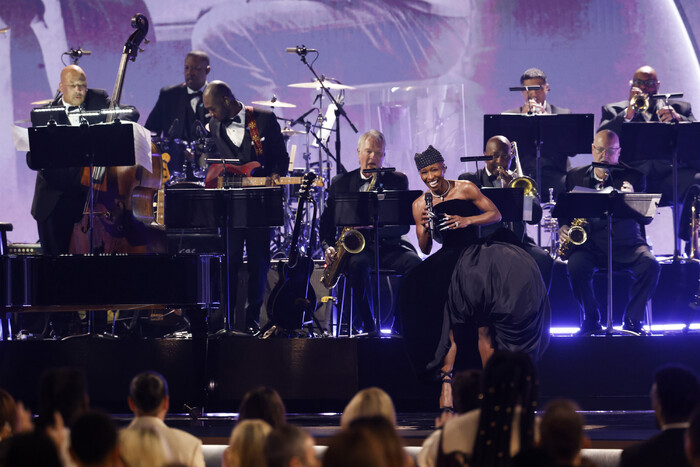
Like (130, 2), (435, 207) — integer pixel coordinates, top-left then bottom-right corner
(508, 141), (538, 197)
(630, 93), (650, 114)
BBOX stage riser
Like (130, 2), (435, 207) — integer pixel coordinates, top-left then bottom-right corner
(2, 335), (699, 413)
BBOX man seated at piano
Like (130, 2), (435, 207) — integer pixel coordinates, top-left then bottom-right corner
(459, 135), (553, 290)
(559, 129), (660, 336)
(202, 80), (289, 334)
(319, 130), (422, 334)
(28, 64), (139, 338)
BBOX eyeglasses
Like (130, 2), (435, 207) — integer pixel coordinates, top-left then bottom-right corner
(630, 79), (658, 87)
(593, 145), (620, 154)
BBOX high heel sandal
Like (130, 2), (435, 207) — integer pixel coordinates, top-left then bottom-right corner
(439, 370), (455, 414)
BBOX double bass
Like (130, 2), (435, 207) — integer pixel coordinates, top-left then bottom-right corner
(70, 14), (166, 254)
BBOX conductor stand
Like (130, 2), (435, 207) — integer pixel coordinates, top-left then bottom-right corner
(552, 190), (659, 335)
(484, 113), (594, 244)
(288, 45), (358, 176)
(28, 117), (136, 337)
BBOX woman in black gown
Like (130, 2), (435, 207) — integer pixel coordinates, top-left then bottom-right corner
(400, 145), (550, 410)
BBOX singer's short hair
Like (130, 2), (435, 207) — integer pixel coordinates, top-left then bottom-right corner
(520, 68), (547, 84)
(186, 50), (210, 66)
(357, 130), (386, 152)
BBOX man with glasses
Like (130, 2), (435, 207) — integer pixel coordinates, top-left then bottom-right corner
(598, 66), (696, 204)
(560, 130), (660, 336)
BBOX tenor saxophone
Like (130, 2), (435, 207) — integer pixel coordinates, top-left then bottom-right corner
(320, 173), (376, 289)
(557, 218), (588, 260)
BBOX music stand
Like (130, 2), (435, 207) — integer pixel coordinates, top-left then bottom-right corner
(552, 191), (659, 335)
(335, 189), (421, 334)
(480, 187), (532, 223)
(28, 121), (135, 335)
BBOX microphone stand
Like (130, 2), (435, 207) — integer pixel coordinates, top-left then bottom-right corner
(293, 51), (358, 176)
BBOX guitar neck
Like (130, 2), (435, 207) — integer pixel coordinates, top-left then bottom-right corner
(242, 177), (305, 187)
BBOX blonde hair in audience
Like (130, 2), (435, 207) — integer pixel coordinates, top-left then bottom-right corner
(341, 387), (396, 429)
(119, 427), (169, 467)
(223, 419), (272, 467)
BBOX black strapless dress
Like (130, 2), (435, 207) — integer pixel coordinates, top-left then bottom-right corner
(399, 199), (550, 381)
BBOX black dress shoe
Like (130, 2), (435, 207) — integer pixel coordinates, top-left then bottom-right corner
(622, 320), (650, 336)
(574, 320), (603, 337)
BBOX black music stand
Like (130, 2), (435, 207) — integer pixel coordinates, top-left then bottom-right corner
(335, 189), (421, 335)
(621, 122), (700, 260)
(480, 187), (532, 223)
(552, 191), (659, 335)
(223, 188), (283, 333)
(29, 122), (135, 336)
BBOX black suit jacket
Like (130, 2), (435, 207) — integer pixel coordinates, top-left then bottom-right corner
(459, 168), (542, 241)
(319, 168), (410, 250)
(598, 99), (695, 135)
(501, 103), (573, 174)
(620, 428), (690, 467)
(145, 83), (209, 141)
(565, 164), (649, 260)
(208, 107), (289, 177)
(30, 89), (113, 222)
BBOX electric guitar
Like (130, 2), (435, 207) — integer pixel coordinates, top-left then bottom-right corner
(266, 172), (318, 331)
(204, 161), (324, 188)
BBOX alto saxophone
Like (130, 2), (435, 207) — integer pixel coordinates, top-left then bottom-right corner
(320, 173), (376, 289)
(557, 218), (588, 260)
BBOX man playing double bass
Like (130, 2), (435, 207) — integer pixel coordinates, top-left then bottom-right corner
(202, 80), (289, 334)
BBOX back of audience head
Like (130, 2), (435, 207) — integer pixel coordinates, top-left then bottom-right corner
(452, 369), (483, 414)
(0, 388), (17, 440)
(238, 386), (287, 429)
(120, 426), (169, 467)
(129, 371), (169, 418)
(37, 367), (89, 430)
(539, 399), (589, 466)
(323, 429), (387, 467)
(471, 351), (538, 467)
(264, 424), (318, 467)
(348, 416), (406, 467)
(224, 419), (271, 467)
(652, 365), (700, 426)
(5, 431), (61, 467)
(69, 410), (120, 467)
(340, 387), (396, 429)
(687, 406), (700, 466)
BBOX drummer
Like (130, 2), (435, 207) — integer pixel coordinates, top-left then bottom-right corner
(145, 50), (211, 171)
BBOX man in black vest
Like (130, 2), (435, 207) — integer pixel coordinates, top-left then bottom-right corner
(202, 80), (289, 333)
(561, 130), (660, 336)
(319, 130), (422, 334)
(145, 51), (211, 171)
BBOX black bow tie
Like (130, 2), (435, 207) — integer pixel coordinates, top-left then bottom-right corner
(223, 115), (242, 126)
(189, 90), (203, 98)
(67, 105), (82, 112)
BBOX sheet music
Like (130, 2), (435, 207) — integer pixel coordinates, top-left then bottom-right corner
(10, 124), (30, 151)
(120, 121), (153, 172)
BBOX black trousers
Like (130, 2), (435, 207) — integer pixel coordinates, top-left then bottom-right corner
(566, 245), (660, 324)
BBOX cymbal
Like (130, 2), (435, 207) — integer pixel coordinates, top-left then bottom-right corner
(288, 79), (355, 90)
(31, 99), (53, 105)
(251, 96), (296, 108)
(281, 128), (306, 136)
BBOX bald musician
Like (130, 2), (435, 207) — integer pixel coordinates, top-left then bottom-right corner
(202, 80), (289, 334)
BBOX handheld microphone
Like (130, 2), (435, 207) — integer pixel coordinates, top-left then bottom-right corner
(285, 46), (317, 55)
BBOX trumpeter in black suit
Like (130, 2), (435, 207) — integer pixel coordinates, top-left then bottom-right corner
(598, 65), (697, 205)
(502, 68), (573, 198)
(459, 135), (553, 290)
(319, 130), (422, 333)
(145, 51), (211, 171)
(562, 130), (660, 336)
(202, 80), (289, 333)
